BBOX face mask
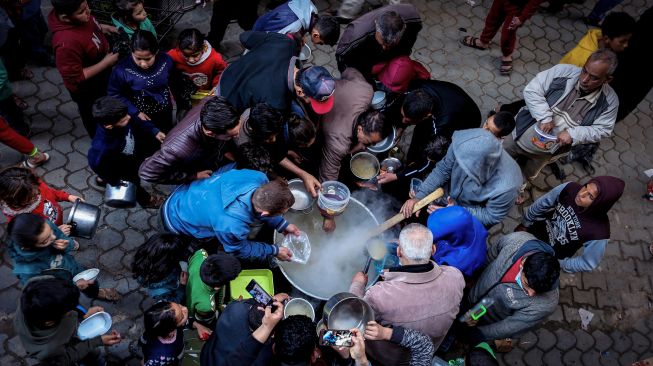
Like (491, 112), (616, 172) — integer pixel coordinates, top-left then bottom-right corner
(515, 268), (525, 290)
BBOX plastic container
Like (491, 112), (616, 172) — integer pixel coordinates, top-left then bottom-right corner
(281, 232), (311, 264)
(77, 311), (112, 340)
(532, 124), (558, 150)
(458, 297), (495, 322)
(229, 269), (275, 302)
(317, 181), (351, 217)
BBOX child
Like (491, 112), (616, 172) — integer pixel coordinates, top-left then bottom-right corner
(7, 213), (121, 301)
(88, 96), (165, 208)
(0, 167), (79, 228)
(140, 301), (188, 366)
(186, 250), (241, 339)
(0, 118), (50, 168)
(132, 234), (190, 302)
(48, 0), (119, 137)
(14, 277), (122, 364)
(167, 28), (226, 92)
(108, 30), (175, 134)
(111, 0), (157, 39)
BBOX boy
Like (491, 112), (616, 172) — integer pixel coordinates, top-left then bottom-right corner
(560, 12), (636, 67)
(48, 0), (119, 137)
(187, 251), (242, 339)
(14, 276), (121, 365)
(88, 96), (164, 208)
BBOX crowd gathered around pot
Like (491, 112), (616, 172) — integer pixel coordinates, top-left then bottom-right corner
(1, 0), (651, 365)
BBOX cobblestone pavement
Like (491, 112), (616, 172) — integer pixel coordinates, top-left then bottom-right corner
(1, 0), (653, 365)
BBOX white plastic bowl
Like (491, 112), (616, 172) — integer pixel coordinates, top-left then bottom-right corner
(72, 268), (100, 283)
(77, 311), (112, 340)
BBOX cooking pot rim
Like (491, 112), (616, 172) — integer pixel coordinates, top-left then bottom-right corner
(276, 198), (379, 300)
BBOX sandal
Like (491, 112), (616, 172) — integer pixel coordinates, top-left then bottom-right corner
(97, 288), (121, 302)
(13, 95), (28, 110)
(460, 36), (488, 51)
(500, 59), (513, 75)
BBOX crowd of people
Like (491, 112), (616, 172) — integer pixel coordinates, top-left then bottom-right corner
(1, 0), (650, 365)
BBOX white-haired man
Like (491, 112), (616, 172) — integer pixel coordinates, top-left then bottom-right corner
(349, 223), (464, 362)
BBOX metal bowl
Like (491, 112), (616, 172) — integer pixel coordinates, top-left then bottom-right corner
(367, 125), (398, 153)
(350, 152), (380, 180)
(66, 199), (101, 239)
(104, 180), (137, 208)
(288, 178), (315, 213)
(284, 298), (316, 321)
(323, 293), (375, 332)
(299, 44), (312, 61)
(370, 91), (387, 110)
(380, 157), (402, 173)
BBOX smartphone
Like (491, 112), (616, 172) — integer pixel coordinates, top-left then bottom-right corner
(319, 329), (354, 347)
(245, 279), (274, 307)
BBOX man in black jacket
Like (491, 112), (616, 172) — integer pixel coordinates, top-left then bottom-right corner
(218, 31), (336, 116)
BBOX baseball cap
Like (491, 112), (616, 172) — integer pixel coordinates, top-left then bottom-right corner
(299, 66), (336, 114)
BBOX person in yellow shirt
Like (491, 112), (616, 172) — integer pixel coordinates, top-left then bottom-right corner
(559, 12), (635, 67)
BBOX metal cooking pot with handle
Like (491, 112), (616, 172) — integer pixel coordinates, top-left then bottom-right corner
(66, 199), (101, 239)
(104, 180), (137, 208)
(323, 292), (375, 332)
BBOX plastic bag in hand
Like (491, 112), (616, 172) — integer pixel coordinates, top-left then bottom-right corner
(282, 232), (311, 264)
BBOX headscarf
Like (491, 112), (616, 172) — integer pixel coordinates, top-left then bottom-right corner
(427, 206), (488, 277)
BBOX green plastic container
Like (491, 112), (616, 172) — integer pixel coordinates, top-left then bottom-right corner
(229, 269), (275, 302)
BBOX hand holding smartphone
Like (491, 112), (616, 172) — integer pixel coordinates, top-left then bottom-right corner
(246, 279), (276, 311)
(319, 329), (354, 347)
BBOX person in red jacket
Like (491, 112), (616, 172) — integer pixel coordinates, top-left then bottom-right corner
(460, 0), (543, 75)
(168, 28), (227, 92)
(0, 116), (49, 168)
(0, 166), (83, 232)
(48, 0), (119, 137)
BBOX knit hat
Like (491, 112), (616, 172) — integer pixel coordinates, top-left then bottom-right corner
(372, 56), (430, 93)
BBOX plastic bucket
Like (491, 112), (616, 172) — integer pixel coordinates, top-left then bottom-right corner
(317, 181), (350, 217)
(532, 125), (558, 150)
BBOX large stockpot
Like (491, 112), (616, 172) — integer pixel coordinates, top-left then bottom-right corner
(322, 292), (375, 332)
(274, 197), (380, 300)
(66, 199), (101, 239)
(104, 180), (137, 208)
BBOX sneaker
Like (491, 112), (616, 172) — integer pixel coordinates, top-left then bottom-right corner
(23, 152), (49, 168)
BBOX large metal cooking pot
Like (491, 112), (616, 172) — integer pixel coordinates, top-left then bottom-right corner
(66, 199), (101, 239)
(288, 178), (314, 214)
(323, 292), (375, 332)
(274, 197), (380, 300)
(104, 180), (137, 208)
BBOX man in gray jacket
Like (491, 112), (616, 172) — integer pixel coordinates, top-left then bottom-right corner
(503, 49), (619, 184)
(462, 232), (560, 343)
(401, 117), (522, 228)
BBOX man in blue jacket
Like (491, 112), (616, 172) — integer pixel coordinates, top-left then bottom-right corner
(161, 169), (300, 262)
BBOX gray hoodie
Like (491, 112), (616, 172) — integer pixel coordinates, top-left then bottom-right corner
(14, 302), (103, 364)
(415, 128), (522, 227)
(468, 232), (559, 341)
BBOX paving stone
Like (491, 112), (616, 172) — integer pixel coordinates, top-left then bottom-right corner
(520, 348), (542, 366)
(581, 349), (602, 366)
(572, 288), (596, 307)
(618, 351), (640, 366)
(122, 229), (146, 252)
(534, 328), (556, 351)
(562, 305), (581, 323)
(562, 348), (583, 365)
(517, 330), (538, 350)
(0, 266), (18, 291)
(620, 291), (650, 309)
(573, 329), (595, 352)
(630, 331), (651, 355)
(543, 348), (563, 365)
(547, 305), (565, 323)
(555, 328), (577, 351)
(0, 287), (21, 313)
(581, 272), (607, 291)
(610, 330), (632, 353)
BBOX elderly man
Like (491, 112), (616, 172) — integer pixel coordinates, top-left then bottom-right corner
(350, 223), (464, 361)
(401, 116), (522, 228)
(336, 4), (422, 79)
(503, 49), (619, 186)
(461, 232), (560, 345)
(139, 97), (240, 185)
(161, 169), (301, 262)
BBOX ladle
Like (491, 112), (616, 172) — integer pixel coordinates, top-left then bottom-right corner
(363, 239), (388, 274)
(363, 188), (445, 243)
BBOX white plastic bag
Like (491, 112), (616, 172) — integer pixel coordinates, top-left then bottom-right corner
(282, 232), (311, 264)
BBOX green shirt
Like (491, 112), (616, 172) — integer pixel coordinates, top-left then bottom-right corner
(186, 249), (225, 322)
(111, 16), (157, 38)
